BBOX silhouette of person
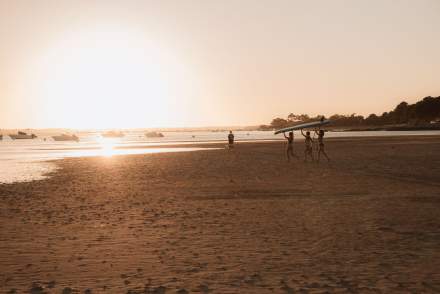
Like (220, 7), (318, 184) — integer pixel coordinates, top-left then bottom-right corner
(228, 131), (234, 149)
(301, 129), (314, 162)
(283, 131), (298, 161)
(315, 129), (330, 162)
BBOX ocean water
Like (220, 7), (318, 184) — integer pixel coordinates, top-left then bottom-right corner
(1, 129), (440, 183)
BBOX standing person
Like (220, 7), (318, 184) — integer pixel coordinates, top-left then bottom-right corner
(315, 129), (330, 162)
(301, 129), (314, 162)
(228, 131), (234, 149)
(283, 131), (297, 161)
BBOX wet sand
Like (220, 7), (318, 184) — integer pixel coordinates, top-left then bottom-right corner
(1, 136), (440, 293)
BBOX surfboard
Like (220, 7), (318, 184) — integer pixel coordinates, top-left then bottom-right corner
(274, 119), (330, 134)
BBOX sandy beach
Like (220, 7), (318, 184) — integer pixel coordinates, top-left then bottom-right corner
(1, 136), (440, 293)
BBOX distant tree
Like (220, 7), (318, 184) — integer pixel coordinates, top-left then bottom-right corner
(298, 114), (310, 122)
(258, 124), (272, 131)
(365, 114), (380, 125)
(393, 101), (409, 124)
(414, 96), (440, 122)
(352, 114), (365, 125)
(270, 117), (288, 129)
(329, 114), (343, 121)
(287, 113), (296, 122)
(326, 113), (364, 126)
(380, 112), (391, 124)
(407, 103), (417, 123)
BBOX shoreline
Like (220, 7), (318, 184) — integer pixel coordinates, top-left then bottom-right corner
(1, 134), (440, 185)
(21, 133), (440, 151)
(33, 134), (440, 152)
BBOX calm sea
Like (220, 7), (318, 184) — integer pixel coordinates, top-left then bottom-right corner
(1, 129), (440, 184)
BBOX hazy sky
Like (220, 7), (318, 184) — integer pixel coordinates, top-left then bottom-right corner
(1, 0), (439, 129)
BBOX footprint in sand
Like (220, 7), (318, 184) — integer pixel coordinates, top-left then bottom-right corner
(244, 273), (262, 285)
(29, 283), (45, 294)
(62, 287), (74, 294)
(152, 286), (167, 294)
(143, 286), (166, 294)
(46, 281), (56, 289)
(198, 284), (210, 293)
(280, 280), (294, 294)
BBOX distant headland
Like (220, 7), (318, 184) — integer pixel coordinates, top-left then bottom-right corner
(259, 96), (440, 131)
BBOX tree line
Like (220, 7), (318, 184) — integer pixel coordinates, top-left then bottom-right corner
(259, 96), (440, 130)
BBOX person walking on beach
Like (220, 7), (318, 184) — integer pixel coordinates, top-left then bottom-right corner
(283, 131), (298, 161)
(228, 131), (234, 149)
(315, 129), (330, 162)
(301, 129), (314, 162)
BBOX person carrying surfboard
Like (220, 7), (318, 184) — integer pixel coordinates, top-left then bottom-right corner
(283, 131), (298, 161)
(301, 129), (314, 162)
(315, 129), (330, 162)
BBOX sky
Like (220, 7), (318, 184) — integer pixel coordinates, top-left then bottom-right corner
(1, 0), (439, 129)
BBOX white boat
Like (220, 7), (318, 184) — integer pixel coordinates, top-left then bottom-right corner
(52, 134), (79, 142)
(145, 131), (164, 138)
(102, 131), (125, 138)
(9, 131), (37, 140)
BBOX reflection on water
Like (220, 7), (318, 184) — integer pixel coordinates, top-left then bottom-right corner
(58, 146), (212, 159)
(0, 161), (55, 184)
(0, 134), (217, 183)
(97, 137), (118, 157)
(0, 147), (213, 184)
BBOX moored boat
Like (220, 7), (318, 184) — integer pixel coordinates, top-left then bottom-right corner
(102, 131), (125, 138)
(52, 134), (79, 142)
(145, 131), (164, 138)
(9, 131), (37, 140)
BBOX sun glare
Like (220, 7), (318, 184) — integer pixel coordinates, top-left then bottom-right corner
(98, 138), (117, 157)
(31, 28), (191, 129)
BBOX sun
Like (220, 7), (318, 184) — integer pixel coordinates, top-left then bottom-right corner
(31, 27), (189, 129)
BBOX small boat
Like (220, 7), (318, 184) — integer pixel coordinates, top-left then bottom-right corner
(145, 131), (164, 138)
(102, 131), (125, 138)
(52, 134), (79, 142)
(9, 131), (37, 140)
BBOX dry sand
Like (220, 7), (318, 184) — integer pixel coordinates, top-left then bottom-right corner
(1, 136), (440, 293)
